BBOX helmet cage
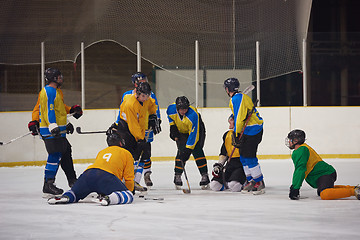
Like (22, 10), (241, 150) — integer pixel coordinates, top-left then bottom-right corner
(136, 82), (151, 96)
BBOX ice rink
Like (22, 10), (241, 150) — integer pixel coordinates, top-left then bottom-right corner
(0, 158), (359, 239)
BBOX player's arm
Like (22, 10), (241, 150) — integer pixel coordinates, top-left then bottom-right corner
(185, 112), (199, 149)
(291, 146), (309, 189)
(123, 151), (135, 191)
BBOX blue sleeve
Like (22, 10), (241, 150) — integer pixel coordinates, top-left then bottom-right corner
(166, 104), (175, 125)
(151, 92), (161, 119)
(186, 109), (199, 148)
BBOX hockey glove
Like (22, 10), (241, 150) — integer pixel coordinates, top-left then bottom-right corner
(148, 114), (157, 129)
(179, 147), (192, 162)
(154, 119), (162, 135)
(70, 105), (83, 119)
(170, 125), (180, 141)
(289, 185), (300, 200)
(66, 122), (74, 134)
(212, 163), (223, 178)
(49, 123), (60, 136)
(28, 120), (39, 136)
(231, 132), (243, 148)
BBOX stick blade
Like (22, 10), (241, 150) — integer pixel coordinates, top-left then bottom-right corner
(182, 189), (191, 194)
(75, 127), (82, 134)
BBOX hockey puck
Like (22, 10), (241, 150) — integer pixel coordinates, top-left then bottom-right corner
(139, 195), (145, 198)
(144, 197), (164, 201)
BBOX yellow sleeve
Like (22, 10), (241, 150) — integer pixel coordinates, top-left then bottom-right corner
(123, 150), (135, 191)
(31, 93), (40, 121)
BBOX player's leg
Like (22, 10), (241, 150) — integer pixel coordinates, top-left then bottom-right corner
(43, 138), (64, 196)
(227, 160), (246, 192)
(94, 169), (134, 205)
(317, 172), (357, 200)
(59, 138), (77, 187)
(192, 147), (210, 188)
(240, 130), (264, 193)
(48, 168), (92, 204)
(133, 143), (147, 191)
(142, 143), (153, 187)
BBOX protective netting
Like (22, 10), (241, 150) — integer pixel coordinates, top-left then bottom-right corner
(0, 0), (312, 109)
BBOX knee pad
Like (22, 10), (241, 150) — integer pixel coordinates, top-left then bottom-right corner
(210, 180), (224, 191)
(228, 181), (242, 192)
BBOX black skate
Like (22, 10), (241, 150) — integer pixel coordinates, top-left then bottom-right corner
(355, 185), (360, 200)
(174, 173), (182, 190)
(200, 173), (210, 190)
(251, 180), (265, 195)
(43, 178), (63, 198)
(144, 171), (153, 187)
(134, 182), (148, 192)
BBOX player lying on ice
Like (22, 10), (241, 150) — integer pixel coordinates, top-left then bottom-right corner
(286, 129), (360, 200)
(48, 127), (134, 206)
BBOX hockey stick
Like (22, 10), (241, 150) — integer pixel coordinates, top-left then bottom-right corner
(76, 127), (106, 134)
(242, 85), (255, 95)
(0, 132), (33, 146)
(180, 159), (191, 194)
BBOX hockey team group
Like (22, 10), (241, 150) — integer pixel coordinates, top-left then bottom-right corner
(26, 68), (359, 206)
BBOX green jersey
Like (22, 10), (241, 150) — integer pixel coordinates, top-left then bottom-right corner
(291, 143), (335, 189)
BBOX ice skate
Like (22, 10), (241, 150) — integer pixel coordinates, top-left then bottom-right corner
(134, 182), (148, 192)
(199, 173), (210, 190)
(242, 180), (255, 194)
(48, 195), (69, 205)
(43, 178), (63, 198)
(355, 185), (360, 200)
(251, 180), (265, 195)
(144, 171), (153, 187)
(174, 173), (183, 190)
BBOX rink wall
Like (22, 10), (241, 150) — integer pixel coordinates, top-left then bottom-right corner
(1, 106), (359, 166)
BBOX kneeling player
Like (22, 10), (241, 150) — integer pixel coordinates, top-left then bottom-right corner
(48, 128), (134, 206)
(210, 114), (246, 192)
(286, 129), (360, 200)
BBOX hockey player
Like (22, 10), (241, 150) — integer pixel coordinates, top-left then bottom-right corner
(166, 96), (210, 189)
(30, 68), (82, 196)
(210, 114), (246, 192)
(223, 77), (265, 194)
(28, 70), (82, 189)
(48, 128), (134, 206)
(109, 81), (157, 192)
(116, 72), (161, 189)
(286, 129), (360, 200)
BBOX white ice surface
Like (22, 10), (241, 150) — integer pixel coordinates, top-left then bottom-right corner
(0, 159), (359, 240)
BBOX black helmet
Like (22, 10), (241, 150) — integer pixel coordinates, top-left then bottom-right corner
(175, 96), (190, 111)
(45, 68), (62, 86)
(131, 72), (148, 84)
(285, 129), (306, 149)
(223, 78), (240, 92)
(106, 127), (125, 147)
(136, 82), (151, 95)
